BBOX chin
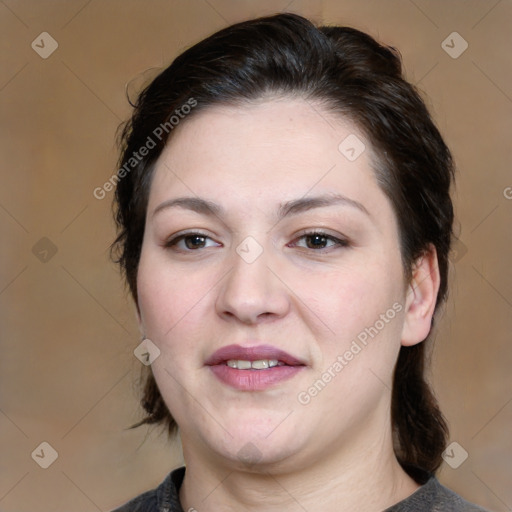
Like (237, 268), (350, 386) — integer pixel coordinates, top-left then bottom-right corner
(204, 419), (305, 471)
(223, 443), (300, 473)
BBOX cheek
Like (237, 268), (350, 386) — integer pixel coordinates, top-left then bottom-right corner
(295, 264), (405, 425)
(136, 249), (215, 351)
(296, 260), (404, 339)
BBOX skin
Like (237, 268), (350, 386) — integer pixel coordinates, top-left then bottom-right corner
(136, 97), (440, 512)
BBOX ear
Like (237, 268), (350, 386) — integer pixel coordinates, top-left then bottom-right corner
(401, 245), (441, 347)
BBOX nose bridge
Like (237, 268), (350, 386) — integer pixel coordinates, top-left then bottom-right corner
(216, 235), (289, 323)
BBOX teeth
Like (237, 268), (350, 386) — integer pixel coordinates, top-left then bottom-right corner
(227, 359), (280, 370)
(234, 360), (252, 370)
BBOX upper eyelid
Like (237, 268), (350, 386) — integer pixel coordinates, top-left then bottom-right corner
(293, 228), (345, 238)
(165, 229), (216, 241)
(291, 229), (349, 242)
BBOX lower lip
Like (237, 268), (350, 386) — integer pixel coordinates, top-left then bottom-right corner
(208, 364), (304, 391)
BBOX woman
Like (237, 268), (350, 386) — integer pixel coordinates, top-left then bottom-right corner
(110, 13), (487, 512)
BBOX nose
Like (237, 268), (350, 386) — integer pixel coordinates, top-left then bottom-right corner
(215, 245), (290, 325)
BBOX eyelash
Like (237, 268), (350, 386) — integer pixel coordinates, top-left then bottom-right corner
(164, 231), (349, 253)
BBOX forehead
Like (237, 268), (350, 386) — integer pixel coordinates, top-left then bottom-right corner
(149, 98), (389, 220)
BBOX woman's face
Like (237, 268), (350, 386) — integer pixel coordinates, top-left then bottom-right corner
(137, 98), (416, 470)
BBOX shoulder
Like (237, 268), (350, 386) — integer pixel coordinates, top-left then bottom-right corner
(387, 476), (490, 512)
(109, 467), (185, 512)
(431, 480), (490, 512)
(110, 487), (158, 512)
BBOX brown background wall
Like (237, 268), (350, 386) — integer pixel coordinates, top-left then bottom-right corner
(1, 1), (511, 511)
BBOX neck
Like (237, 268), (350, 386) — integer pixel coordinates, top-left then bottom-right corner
(179, 421), (420, 512)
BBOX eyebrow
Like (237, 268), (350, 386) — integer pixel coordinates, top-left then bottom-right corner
(152, 193), (370, 220)
(278, 194), (369, 218)
(152, 197), (222, 218)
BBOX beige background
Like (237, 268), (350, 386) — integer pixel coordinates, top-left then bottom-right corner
(1, 0), (511, 511)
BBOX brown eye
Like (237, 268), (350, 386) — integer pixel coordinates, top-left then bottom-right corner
(165, 233), (220, 251)
(290, 231), (349, 252)
(305, 234), (329, 249)
(184, 235), (207, 249)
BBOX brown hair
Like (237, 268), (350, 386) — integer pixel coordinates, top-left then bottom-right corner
(112, 13), (453, 478)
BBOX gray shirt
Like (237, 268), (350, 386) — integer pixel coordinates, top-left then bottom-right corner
(112, 466), (489, 511)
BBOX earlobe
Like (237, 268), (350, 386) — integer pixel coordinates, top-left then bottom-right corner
(401, 245), (441, 347)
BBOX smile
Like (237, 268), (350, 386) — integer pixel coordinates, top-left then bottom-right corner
(226, 359), (281, 370)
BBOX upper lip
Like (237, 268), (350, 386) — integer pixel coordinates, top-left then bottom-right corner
(205, 344), (305, 366)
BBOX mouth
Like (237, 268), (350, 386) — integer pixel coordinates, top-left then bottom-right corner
(225, 359), (283, 370)
(205, 343), (305, 368)
(205, 344), (306, 391)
